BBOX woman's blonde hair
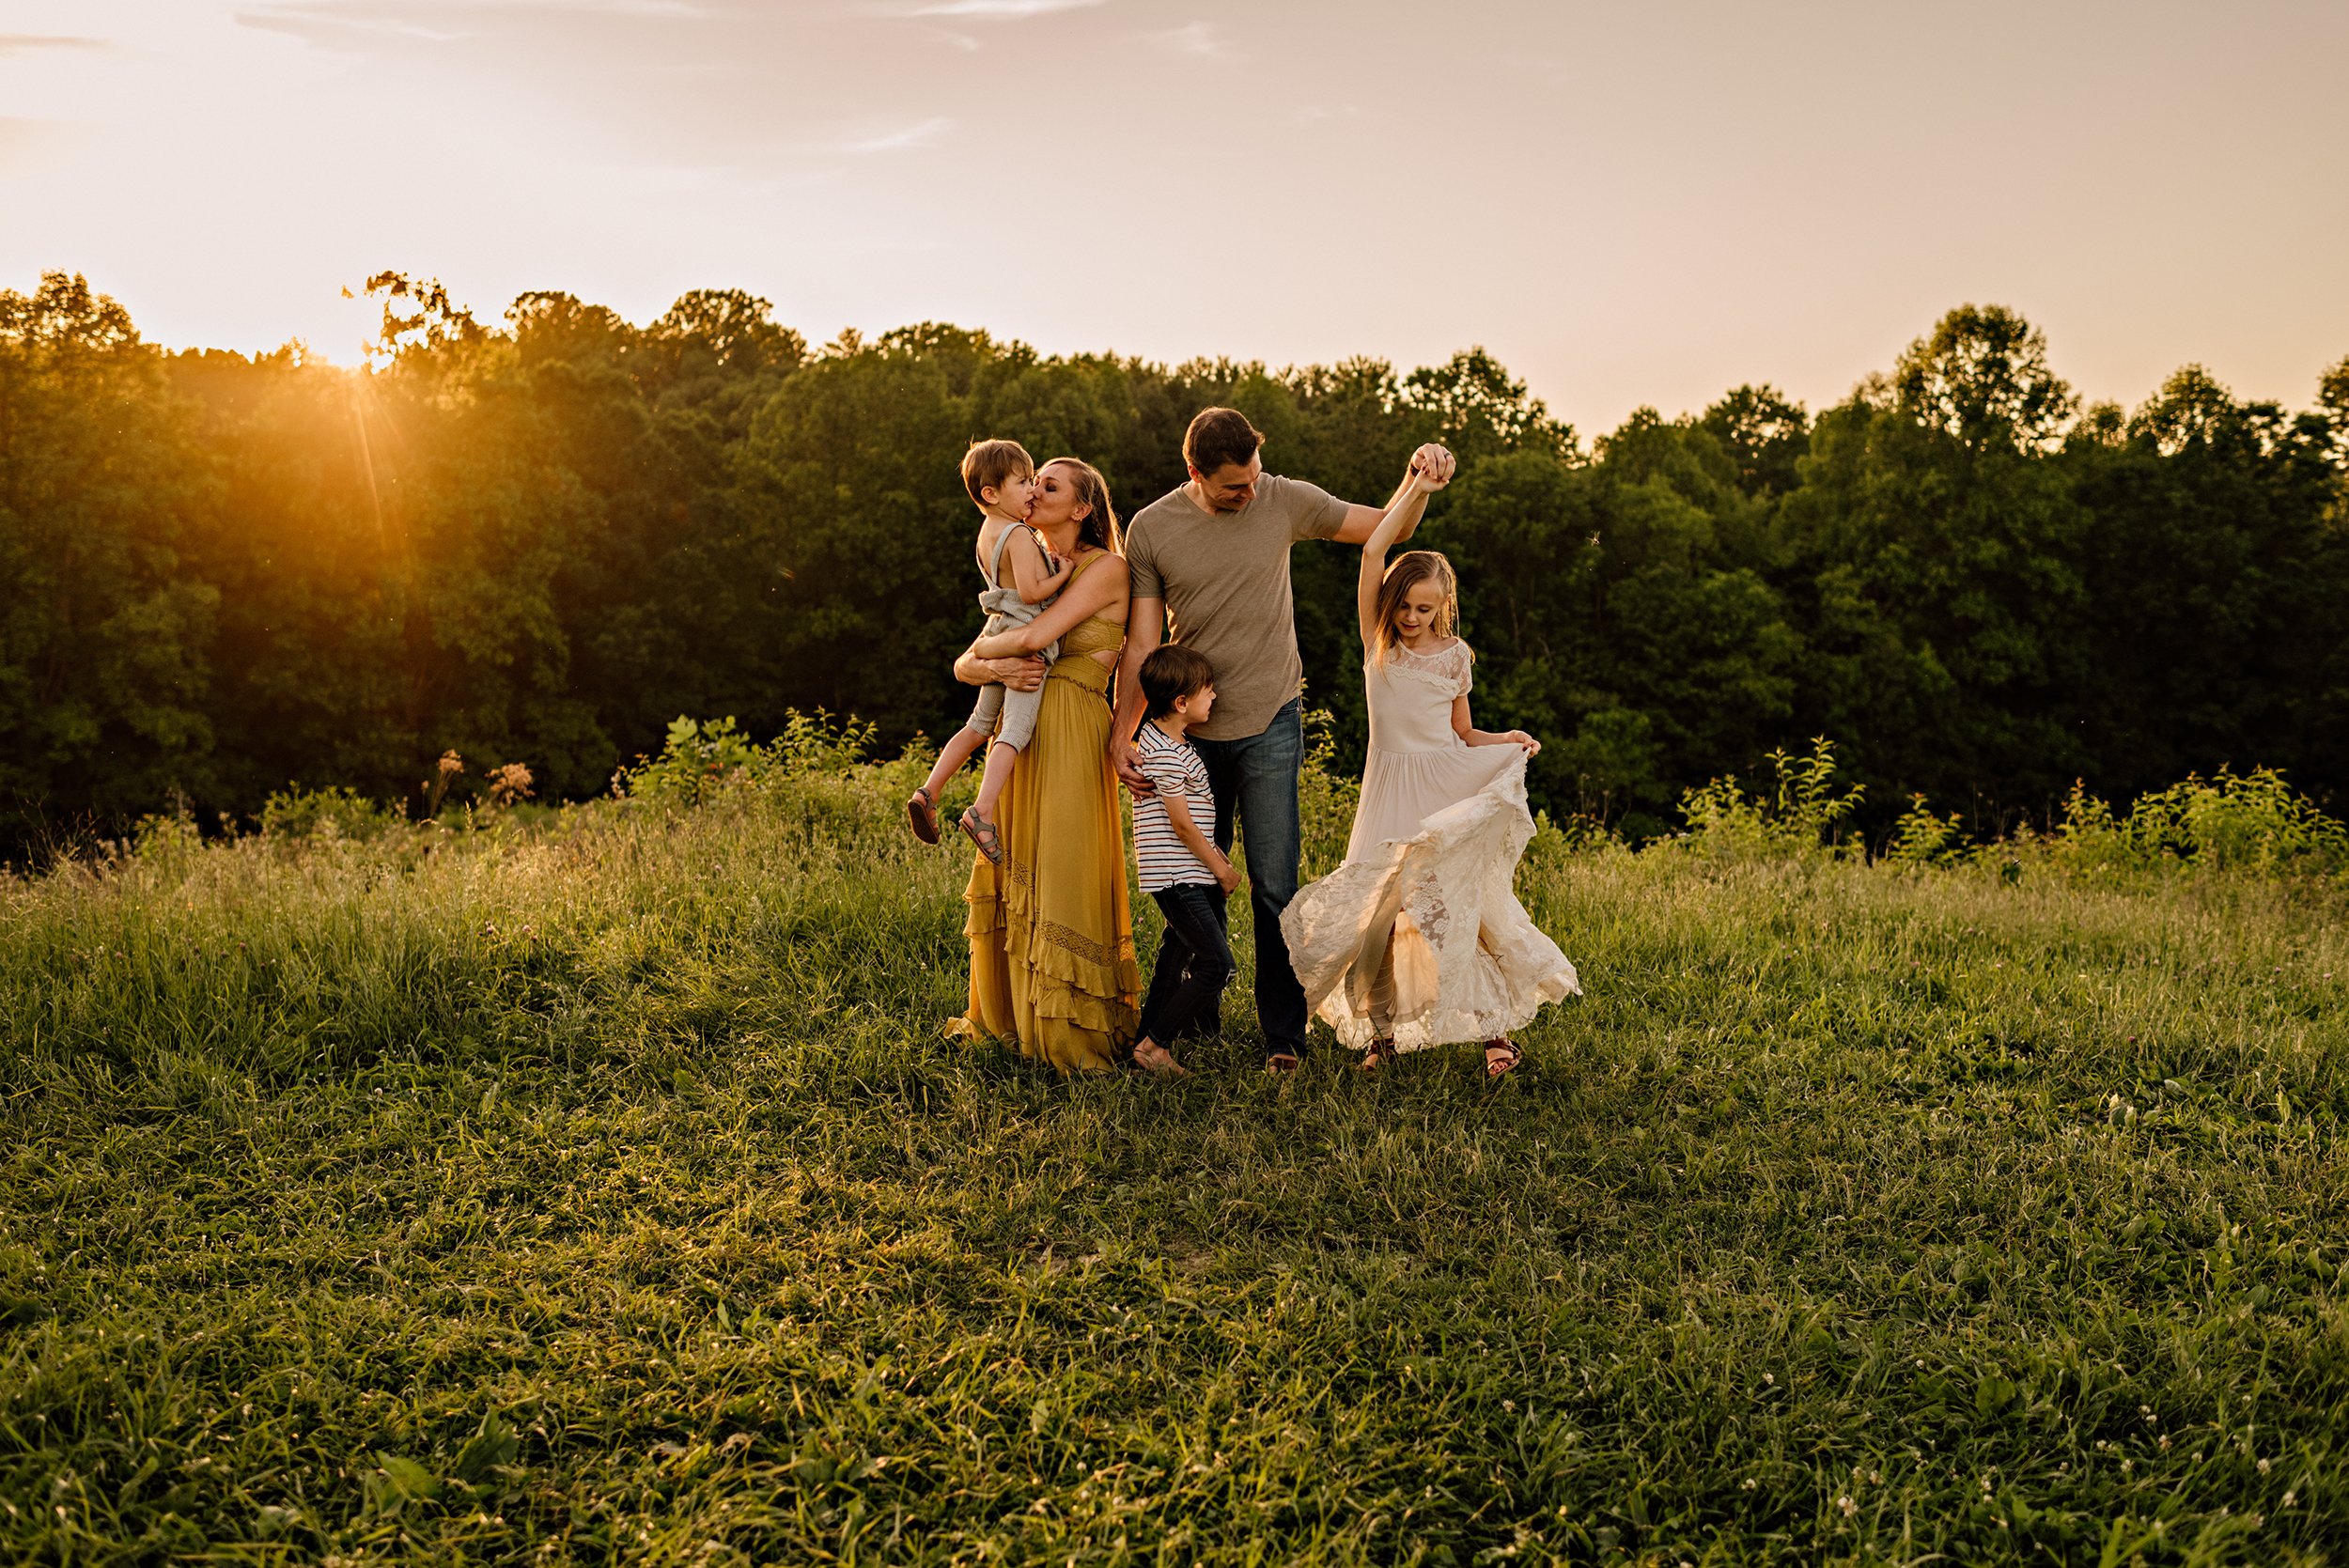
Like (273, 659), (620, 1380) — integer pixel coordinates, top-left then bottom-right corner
(1372, 550), (1460, 661)
(1040, 456), (1121, 555)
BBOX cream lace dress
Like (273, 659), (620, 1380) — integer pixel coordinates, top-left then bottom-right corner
(1281, 638), (1579, 1053)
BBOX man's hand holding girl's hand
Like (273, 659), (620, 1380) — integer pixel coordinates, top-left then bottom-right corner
(1408, 442), (1456, 490)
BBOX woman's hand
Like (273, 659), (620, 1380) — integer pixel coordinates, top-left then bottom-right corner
(1502, 730), (1540, 755)
(990, 656), (1048, 691)
(957, 647), (1048, 689)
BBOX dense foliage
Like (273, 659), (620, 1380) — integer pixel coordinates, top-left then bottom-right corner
(5, 271), (2345, 846)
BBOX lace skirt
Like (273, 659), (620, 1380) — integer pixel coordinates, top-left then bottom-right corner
(1282, 749), (1579, 1052)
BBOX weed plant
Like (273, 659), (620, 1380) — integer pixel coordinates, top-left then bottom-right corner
(3, 728), (2347, 1564)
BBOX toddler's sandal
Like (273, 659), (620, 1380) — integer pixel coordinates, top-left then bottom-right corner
(906, 786), (941, 844)
(1484, 1037), (1523, 1079)
(958, 807), (1004, 865)
(1357, 1039), (1398, 1073)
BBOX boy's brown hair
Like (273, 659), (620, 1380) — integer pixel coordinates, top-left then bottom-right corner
(961, 438), (1035, 508)
(1140, 644), (1217, 721)
(1182, 407), (1264, 478)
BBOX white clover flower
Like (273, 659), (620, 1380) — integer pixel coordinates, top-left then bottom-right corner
(1838, 1496), (1856, 1518)
(2259, 1458), (2271, 1474)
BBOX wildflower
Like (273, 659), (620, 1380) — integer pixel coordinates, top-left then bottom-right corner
(1741, 1478), (1757, 1491)
(2160, 1436), (2170, 1451)
(2258, 1458), (2271, 1473)
(2284, 1491), (2297, 1508)
(1869, 1470), (1880, 1484)
(1762, 1373), (1775, 1386)
(2121, 1459), (2133, 1473)
(1838, 1496), (1856, 1518)
(1501, 1400), (1516, 1412)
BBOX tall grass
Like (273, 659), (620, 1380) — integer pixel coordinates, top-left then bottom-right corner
(3, 732), (2347, 1564)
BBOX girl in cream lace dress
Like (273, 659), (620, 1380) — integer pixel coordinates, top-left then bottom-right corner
(1280, 470), (1579, 1076)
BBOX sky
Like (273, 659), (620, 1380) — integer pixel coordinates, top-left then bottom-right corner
(3, 0), (2345, 436)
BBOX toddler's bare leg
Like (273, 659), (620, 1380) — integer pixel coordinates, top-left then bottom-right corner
(972, 739), (1019, 818)
(920, 723), (991, 802)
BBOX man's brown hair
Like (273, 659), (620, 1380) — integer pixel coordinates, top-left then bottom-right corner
(1182, 407), (1264, 478)
(960, 438), (1034, 508)
(1140, 644), (1217, 721)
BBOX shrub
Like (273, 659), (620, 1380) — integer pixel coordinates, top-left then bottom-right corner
(257, 783), (400, 841)
(1674, 739), (1864, 861)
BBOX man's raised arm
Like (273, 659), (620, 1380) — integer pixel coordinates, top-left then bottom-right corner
(1109, 595), (1164, 793)
(1330, 442), (1456, 545)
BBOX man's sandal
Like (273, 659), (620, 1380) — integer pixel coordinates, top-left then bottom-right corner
(1357, 1039), (1399, 1073)
(906, 786), (941, 844)
(1264, 1049), (1300, 1076)
(1484, 1037), (1524, 1079)
(958, 806), (1003, 864)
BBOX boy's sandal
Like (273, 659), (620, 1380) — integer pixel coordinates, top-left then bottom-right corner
(958, 807), (1003, 864)
(1358, 1039), (1399, 1073)
(1484, 1037), (1524, 1079)
(906, 786), (941, 845)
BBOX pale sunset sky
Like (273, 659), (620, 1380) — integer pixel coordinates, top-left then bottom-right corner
(3, 0), (2344, 435)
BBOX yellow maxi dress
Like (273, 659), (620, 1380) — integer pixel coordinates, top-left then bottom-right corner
(950, 556), (1140, 1072)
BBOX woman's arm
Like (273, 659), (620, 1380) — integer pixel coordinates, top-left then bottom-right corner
(973, 551), (1127, 657)
(1452, 695), (1539, 753)
(1358, 470), (1444, 647)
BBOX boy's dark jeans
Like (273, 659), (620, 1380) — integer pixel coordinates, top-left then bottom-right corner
(1137, 883), (1236, 1050)
(1188, 696), (1308, 1059)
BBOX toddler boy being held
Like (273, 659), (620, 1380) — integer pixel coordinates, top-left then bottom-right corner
(906, 438), (1074, 862)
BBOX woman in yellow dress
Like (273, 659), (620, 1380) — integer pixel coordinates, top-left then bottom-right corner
(948, 457), (1139, 1072)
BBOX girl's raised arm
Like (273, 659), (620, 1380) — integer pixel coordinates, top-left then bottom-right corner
(1357, 469), (1442, 648)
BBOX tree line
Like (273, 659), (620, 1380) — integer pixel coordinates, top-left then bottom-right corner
(4, 268), (2345, 848)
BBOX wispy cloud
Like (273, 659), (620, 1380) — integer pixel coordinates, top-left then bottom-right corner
(0, 34), (109, 56)
(899, 0), (1107, 18)
(1149, 21), (1224, 56)
(838, 116), (952, 154)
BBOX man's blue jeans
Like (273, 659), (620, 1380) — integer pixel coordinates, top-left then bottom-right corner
(1188, 697), (1308, 1058)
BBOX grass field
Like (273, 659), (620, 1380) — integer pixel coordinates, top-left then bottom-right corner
(4, 748), (2347, 1565)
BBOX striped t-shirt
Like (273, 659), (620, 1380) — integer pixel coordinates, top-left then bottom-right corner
(1132, 721), (1217, 893)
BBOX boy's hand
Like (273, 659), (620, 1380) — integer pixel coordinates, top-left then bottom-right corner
(1212, 855), (1241, 895)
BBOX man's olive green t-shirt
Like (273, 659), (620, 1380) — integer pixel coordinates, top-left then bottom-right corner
(1125, 474), (1351, 741)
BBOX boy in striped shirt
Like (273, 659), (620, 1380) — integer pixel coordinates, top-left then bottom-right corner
(1128, 645), (1240, 1078)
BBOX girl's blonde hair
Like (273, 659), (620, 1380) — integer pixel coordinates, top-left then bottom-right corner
(1372, 549), (1461, 661)
(1039, 456), (1121, 556)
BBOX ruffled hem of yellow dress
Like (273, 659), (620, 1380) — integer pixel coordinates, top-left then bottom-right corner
(958, 876), (1140, 1038)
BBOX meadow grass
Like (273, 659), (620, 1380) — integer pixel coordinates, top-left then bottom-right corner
(3, 758), (2347, 1566)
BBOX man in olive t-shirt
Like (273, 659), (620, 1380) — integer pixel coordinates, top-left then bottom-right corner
(1112, 407), (1455, 1070)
